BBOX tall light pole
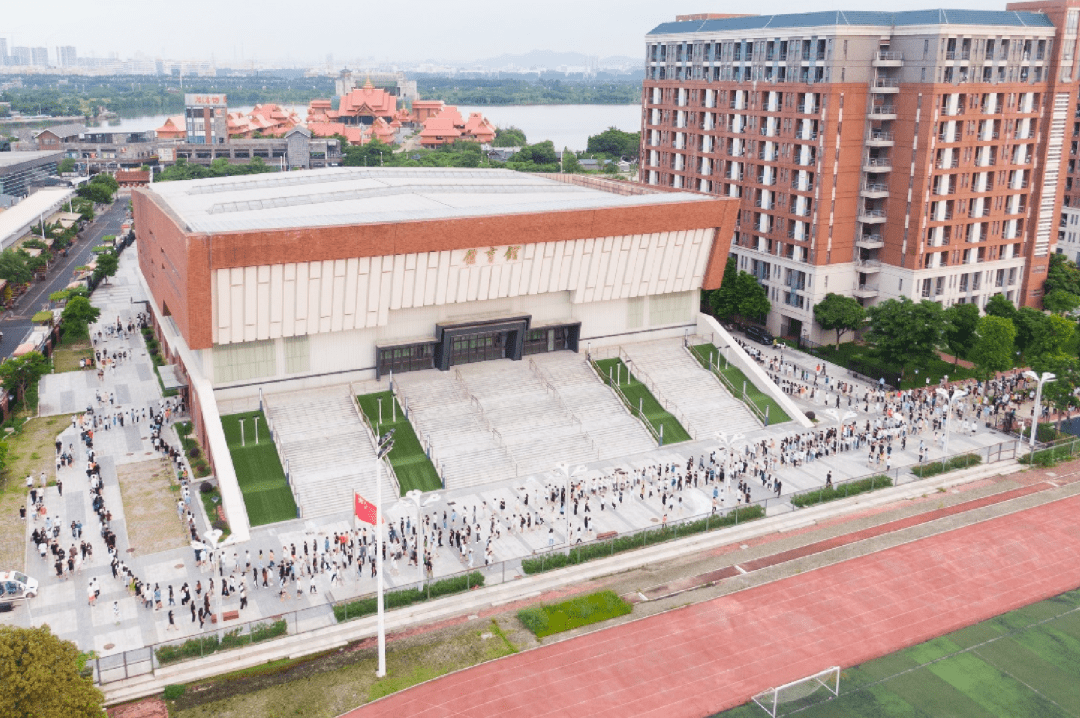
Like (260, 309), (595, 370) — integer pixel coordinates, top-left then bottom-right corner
(400, 489), (441, 590)
(375, 429), (394, 678)
(553, 462), (587, 545)
(935, 388), (968, 457)
(1023, 370), (1056, 452)
(715, 431), (745, 495)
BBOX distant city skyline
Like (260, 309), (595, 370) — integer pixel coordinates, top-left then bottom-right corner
(1, 0), (1011, 67)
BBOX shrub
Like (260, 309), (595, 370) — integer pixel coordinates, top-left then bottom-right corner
(805, 410), (816, 421)
(188, 446), (201, 459)
(521, 504), (766, 575)
(250, 619), (287, 643)
(199, 481), (213, 494)
(155, 635), (219, 665)
(517, 590), (632, 638)
(163, 684), (186, 700)
(1019, 440), (1080, 468)
(911, 453), (982, 478)
(791, 475), (893, 508)
(334, 572), (484, 622)
(211, 519), (228, 533)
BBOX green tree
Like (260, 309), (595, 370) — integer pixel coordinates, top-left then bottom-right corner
(89, 172), (119, 193)
(0, 351), (49, 411)
(970, 315), (1017, 379)
(944, 302), (981, 362)
(93, 251), (119, 285)
(76, 183), (112, 205)
(509, 141), (559, 170)
(735, 272), (771, 324)
(0, 625), (104, 718)
(708, 257), (739, 321)
(1038, 355), (1080, 430)
(61, 296), (100, 340)
(1014, 306), (1051, 358)
(1044, 253), (1080, 296)
(865, 298), (948, 372)
(985, 293), (1018, 322)
(58, 157), (76, 174)
(0, 251), (32, 285)
(561, 147), (582, 173)
(813, 293), (866, 348)
(493, 126), (527, 147)
(586, 127), (640, 159)
(1027, 313), (1077, 370)
(1042, 289), (1080, 314)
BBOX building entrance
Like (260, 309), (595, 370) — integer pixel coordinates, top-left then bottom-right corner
(449, 330), (512, 366)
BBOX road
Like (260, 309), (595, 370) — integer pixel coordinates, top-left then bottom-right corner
(0, 196), (130, 359)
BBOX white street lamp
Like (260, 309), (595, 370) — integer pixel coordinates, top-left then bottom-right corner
(399, 489), (441, 591)
(715, 431), (745, 495)
(824, 409), (857, 425)
(934, 388), (968, 457)
(553, 462), (587, 546)
(374, 429), (395, 678)
(1023, 370), (1056, 452)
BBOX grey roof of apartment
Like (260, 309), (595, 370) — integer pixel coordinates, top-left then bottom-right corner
(648, 9), (1057, 35)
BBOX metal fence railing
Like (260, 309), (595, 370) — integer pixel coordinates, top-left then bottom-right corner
(88, 438), (1019, 687)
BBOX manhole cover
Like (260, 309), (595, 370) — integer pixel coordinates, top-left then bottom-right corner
(650, 517), (659, 523)
(126, 548), (135, 553)
(174, 564), (184, 569)
(103, 643), (114, 650)
(126, 453), (133, 456)
(144, 452), (153, 455)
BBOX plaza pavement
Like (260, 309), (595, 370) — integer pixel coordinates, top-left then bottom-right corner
(0, 243), (1018, 666)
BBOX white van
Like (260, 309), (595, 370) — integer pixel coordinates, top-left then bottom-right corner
(0, 571), (38, 599)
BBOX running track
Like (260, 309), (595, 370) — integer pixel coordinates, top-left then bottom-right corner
(346, 492), (1080, 718)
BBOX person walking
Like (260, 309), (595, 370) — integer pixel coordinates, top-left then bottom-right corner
(167, 610), (178, 632)
(113, 601), (121, 625)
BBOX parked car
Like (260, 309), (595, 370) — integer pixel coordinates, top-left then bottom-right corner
(745, 325), (775, 346)
(0, 571), (38, 599)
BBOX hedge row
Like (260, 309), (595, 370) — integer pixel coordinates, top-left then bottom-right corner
(911, 453), (982, 478)
(521, 504), (766, 575)
(791, 475), (893, 508)
(1019, 441), (1080, 468)
(333, 571), (484, 623)
(518, 590), (632, 639)
(155, 619), (287, 665)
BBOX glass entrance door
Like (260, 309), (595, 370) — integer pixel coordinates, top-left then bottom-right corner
(449, 330), (508, 366)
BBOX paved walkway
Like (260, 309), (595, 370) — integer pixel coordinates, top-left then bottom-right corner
(347, 492), (1080, 718)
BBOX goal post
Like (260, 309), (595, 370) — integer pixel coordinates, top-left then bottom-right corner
(751, 666), (840, 717)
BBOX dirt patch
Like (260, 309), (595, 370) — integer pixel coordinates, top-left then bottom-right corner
(107, 697), (168, 718)
(116, 459), (188, 556)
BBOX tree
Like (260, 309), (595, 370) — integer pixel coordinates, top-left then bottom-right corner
(492, 126), (527, 147)
(1042, 289), (1080, 314)
(1038, 355), (1080, 430)
(813, 293), (866, 348)
(734, 272), (771, 324)
(0, 251), (32, 285)
(1014, 306), (1053, 359)
(58, 157), (76, 174)
(1028, 313), (1077, 371)
(1044, 253), (1080, 296)
(61, 296), (100, 340)
(508, 141), (558, 170)
(586, 127), (640, 159)
(0, 352), (49, 411)
(0, 625), (104, 718)
(707, 257), (739, 321)
(944, 302), (981, 362)
(970, 315), (1017, 379)
(985, 293), (1018, 322)
(93, 251), (119, 285)
(76, 183), (112, 205)
(89, 172), (119, 193)
(865, 298), (948, 372)
(561, 147), (583, 173)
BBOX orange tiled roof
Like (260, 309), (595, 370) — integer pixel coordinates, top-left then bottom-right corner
(336, 79), (396, 119)
(462, 112), (496, 142)
(155, 116), (186, 138)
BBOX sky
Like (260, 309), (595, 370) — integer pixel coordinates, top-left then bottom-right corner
(1, 0), (1014, 65)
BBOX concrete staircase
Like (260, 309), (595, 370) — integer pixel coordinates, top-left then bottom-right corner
(265, 387), (379, 519)
(622, 340), (759, 438)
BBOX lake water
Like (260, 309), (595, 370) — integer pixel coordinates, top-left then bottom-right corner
(97, 104), (642, 152)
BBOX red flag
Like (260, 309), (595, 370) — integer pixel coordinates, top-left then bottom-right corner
(354, 492), (377, 525)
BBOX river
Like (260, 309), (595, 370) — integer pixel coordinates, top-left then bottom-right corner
(92, 104), (641, 152)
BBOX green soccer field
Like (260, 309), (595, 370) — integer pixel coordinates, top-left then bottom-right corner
(714, 587), (1080, 718)
(220, 411), (298, 526)
(356, 392), (443, 495)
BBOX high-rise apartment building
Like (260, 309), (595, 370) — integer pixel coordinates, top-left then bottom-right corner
(58, 46), (77, 67)
(0, 39), (8, 64)
(184, 93), (228, 144)
(10, 47), (31, 65)
(642, 3), (1080, 342)
(30, 46), (48, 66)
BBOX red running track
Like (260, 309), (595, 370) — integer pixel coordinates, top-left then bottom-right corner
(346, 493), (1080, 718)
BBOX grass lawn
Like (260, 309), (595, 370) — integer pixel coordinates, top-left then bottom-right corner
(517, 590), (633, 639)
(356, 392), (442, 495)
(690, 344), (791, 425)
(713, 587), (1080, 717)
(812, 342), (979, 390)
(51, 339), (94, 373)
(595, 358), (691, 444)
(220, 411), (297, 526)
(167, 620), (517, 718)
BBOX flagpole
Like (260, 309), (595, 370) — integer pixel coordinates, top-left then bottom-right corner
(375, 449), (386, 677)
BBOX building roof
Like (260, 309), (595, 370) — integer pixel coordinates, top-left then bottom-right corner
(35, 123), (86, 140)
(648, 8), (1056, 34)
(144, 167), (712, 234)
(0, 187), (76, 250)
(0, 151), (64, 169)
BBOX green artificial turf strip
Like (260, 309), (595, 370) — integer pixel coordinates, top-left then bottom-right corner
(594, 358), (691, 444)
(356, 392), (442, 495)
(517, 590), (632, 639)
(690, 344), (791, 425)
(974, 639), (1080, 716)
(220, 411), (297, 525)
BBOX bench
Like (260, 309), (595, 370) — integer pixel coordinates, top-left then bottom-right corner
(596, 531), (618, 541)
(221, 610), (239, 622)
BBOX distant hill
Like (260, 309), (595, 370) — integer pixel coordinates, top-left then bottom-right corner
(471, 50), (640, 70)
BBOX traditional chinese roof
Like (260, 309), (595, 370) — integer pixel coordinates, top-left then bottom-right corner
(155, 116), (186, 139)
(334, 79), (397, 120)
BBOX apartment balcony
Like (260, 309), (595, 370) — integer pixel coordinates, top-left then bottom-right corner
(869, 105), (897, 120)
(871, 78), (900, 93)
(860, 183), (890, 198)
(790, 180), (815, 192)
(872, 51), (903, 67)
(937, 159), (960, 169)
(854, 258), (883, 272)
(866, 131), (894, 147)
(798, 131), (819, 141)
(853, 284), (880, 298)
(859, 209), (888, 224)
(856, 236), (885, 249)
(863, 157), (893, 172)
(945, 51), (972, 61)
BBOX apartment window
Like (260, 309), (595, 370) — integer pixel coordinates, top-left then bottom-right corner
(924, 39), (930, 58)
(213, 340), (276, 384)
(284, 335), (310, 374)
